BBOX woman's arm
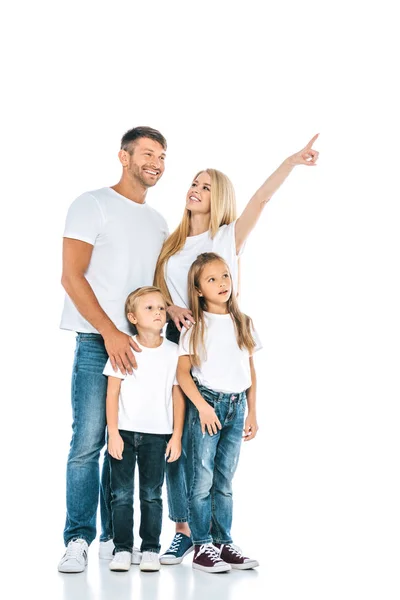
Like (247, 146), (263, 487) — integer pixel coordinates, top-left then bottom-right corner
(106, 376), (124, 459)
(243, 356), (259, 442)
(235, 134), (319, 253)
(177, 355), (222, 436)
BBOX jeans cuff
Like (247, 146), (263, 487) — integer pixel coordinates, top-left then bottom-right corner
(213, 539), (233, 545)
(193, 538), (213, 546)
(168, 516), (188, 523)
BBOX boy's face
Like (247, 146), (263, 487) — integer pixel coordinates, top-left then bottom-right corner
(128, 292), (167, 332)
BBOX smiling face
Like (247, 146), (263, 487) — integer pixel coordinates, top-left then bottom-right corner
(127, 291), (167, 332)
(197, 259), (232, 311)
(121, 137), (166, 188)
(185, 171), (211, 215)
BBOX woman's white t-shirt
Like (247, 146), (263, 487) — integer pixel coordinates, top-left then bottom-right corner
(103, 336), (178, 434)
(178, 312), (262, 394)
(165, 220), (242, 308)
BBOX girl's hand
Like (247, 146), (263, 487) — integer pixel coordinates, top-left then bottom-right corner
(199, 404), (222, 436)
(285, 134), (320, 167)
(108, 432), (124, 460)
(167, 305), (195, 332)
(166, 435), (182, 463)
(243, 413), (259, 441)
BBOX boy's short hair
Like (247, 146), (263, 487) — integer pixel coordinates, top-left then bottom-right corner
(125, 286), (166, 318)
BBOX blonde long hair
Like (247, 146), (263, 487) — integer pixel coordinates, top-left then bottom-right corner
(153, 169), (237, 304)
(185, 252), (256, 367)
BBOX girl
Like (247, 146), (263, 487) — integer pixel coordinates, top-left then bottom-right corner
(177, 252), (261, 573)
(155, 134), (319, 564)
(103, 286), (185, 572)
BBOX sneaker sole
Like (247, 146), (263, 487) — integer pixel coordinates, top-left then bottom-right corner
(230, 560), (259, 570)
(192, 563), (231, 573)
(160, 546), (194, 565)
(109, 564), (131, 571)
(140, 565), (160, 572)
(58, 562), (87, 573)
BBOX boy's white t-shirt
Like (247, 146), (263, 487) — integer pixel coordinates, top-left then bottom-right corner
(165, 221), (242, 308)
(178, 312), (262, 394)
(103, 336), (179, 434)
(60, 187), (169, 335)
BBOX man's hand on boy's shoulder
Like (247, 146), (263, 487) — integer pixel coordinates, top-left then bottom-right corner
(102, 327), (141, 374)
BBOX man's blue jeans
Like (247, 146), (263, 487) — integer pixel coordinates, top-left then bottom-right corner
(187, 382), (246, 545)
(63, 333), (112, 546)
(110, 431), (169, 553)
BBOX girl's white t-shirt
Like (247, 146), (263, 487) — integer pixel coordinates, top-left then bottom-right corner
(178, 312), (262, 394)
(60, 187), (169, 335)
(165, 220), (242, 308)
(103, 336), (178, 434)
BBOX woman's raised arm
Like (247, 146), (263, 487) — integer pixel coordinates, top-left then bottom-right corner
(235, 134), (319, 253)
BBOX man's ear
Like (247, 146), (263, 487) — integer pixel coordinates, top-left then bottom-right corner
(118, 149), (130, 167)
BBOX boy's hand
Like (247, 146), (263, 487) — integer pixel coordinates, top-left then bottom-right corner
(243, 413), (259, 441)
(108, 432), (124, 459)
(166, 435), (182, 463)
(199, 404), (222, 436)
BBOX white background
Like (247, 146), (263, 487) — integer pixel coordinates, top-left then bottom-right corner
(1, 1), (399, 599)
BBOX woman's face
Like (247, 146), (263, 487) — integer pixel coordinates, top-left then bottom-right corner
(185, 171), (211, 215)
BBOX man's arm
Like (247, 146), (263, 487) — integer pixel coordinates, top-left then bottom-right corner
(61, 237), (138, 373)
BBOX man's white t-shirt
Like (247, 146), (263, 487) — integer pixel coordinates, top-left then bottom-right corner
(103, 336), (179, 434)
(60, 187), (169, 335)
(165, 221), (242, 308)
(178, 312), (262, 394)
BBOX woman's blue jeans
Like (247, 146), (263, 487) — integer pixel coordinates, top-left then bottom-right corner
(63, 333), (112, 546)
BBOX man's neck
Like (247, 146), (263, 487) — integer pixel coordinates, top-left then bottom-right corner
(111, 178), (148, 204)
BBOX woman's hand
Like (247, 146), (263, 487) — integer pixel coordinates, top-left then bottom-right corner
(165, 435), (182, 463)
(285, 134), (320, 167)
(198, 404), (222, 436)
(167, 304), (196, 332)
(108, 431), (124, 460)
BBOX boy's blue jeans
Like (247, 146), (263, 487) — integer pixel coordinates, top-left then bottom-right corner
(109, 431), (169, 553)
(63, 333), (112, 546)
(187, 382), (246, 545)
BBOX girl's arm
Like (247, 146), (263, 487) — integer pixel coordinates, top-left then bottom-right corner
(177, 355), (222, 436)
(235, 134), (319, 253)
(166, 385), (186, 462)
(106, 376), (124, 459)
(243, 356), (259, 442)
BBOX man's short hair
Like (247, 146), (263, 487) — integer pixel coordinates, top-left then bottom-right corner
(120, 126), (167, 153)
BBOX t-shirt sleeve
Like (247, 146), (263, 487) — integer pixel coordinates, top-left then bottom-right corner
(178, 327), (193, 356)
(214, 220), (245, 258)
(250, 324), (263, 356)
(103, 358), (126, 380)
(63, 192), (105, 246)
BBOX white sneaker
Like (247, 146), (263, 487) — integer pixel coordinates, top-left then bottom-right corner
(140, 551), (160, 572)
(99, 539), (142, 564)
(109, 551), (132, 571)
(58, 539), (88, 573)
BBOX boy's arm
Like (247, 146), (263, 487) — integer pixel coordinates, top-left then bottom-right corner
(177, 355), (222, 436)
(243, 356), (259, 441)
(166, 385), (186, 463)
(106, 376), (124, 459)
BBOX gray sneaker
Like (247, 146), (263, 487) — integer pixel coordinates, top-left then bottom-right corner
(58, 539), (88, 573)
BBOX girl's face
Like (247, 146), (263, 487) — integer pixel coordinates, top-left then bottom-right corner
(185, 171), (211, 215)
(197, 260), (232, 310)
(128, 292), (167, 331)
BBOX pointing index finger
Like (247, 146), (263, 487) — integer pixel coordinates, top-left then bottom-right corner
(305, 133), (319, 149)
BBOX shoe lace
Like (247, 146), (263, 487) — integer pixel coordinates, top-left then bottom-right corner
(198, 544), (222, 563)
(225, 544), (243, 557)
(65, 541), (85, 560)
(167, 534), (183, 553)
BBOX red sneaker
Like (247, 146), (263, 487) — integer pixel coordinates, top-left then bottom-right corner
(215, 543), (259, 570)
(192, 544), (231, 573)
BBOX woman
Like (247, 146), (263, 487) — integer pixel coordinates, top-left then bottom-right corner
(154, 134), (319, 564)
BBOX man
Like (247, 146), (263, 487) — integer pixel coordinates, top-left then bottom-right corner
(58, 126), (168, 573)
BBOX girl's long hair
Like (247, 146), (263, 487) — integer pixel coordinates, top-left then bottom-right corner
(185, 252), (256, 367)
(153, 169), (237, 304)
